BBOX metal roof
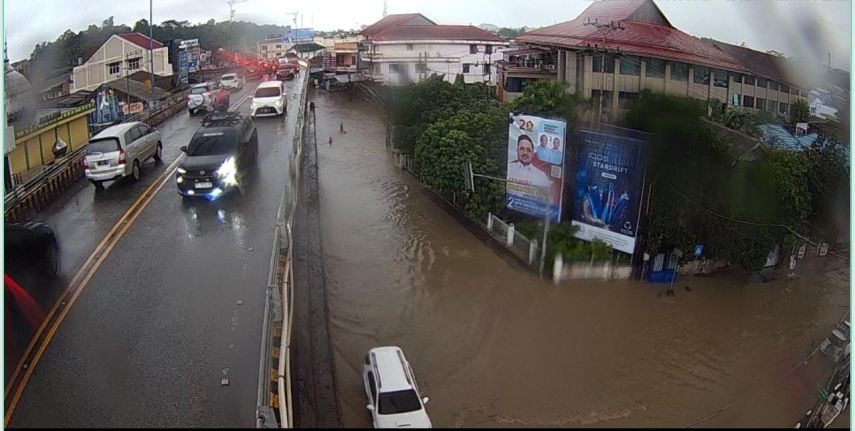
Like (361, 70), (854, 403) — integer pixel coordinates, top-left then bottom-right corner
(372, 25), (504, 42)
(359, 13), (436, 38)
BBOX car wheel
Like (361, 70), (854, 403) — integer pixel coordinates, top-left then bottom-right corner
(154, 143), (163, 164)
(91, 179), (105, 190)
(132, 160), (141, 181)
(42, 242), (59, 278)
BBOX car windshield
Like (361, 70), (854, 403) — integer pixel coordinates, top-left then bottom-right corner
(378, 390), (422, 415)
(221, 75), (234, 81)
(86, 137), (120, 154)
(255, 87), (280, 98)
(190, 87), (208, 95)
(186, 130), (238, 156)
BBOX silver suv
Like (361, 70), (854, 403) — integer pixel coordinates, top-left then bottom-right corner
(84, 121), (162, 189)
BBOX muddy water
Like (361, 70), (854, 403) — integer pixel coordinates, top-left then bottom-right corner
(312, 90), (850, 428)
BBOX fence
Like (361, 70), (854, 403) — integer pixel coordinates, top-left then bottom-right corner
(4, 89), (191, 223)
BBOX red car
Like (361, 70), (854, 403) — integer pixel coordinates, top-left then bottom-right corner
(276, 66), (296, 81)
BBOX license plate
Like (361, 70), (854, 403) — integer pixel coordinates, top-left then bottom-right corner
(195, 182), (213, 189)
(97, 160), (109, 166)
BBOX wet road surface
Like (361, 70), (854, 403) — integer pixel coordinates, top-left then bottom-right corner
(6, 77), (304, 427)
(312, 90), (850, 427)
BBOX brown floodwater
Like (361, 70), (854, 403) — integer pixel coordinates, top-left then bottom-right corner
(312, 90), (850, 428)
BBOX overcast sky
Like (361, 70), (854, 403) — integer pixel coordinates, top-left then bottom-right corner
(4, 0), (851, 70)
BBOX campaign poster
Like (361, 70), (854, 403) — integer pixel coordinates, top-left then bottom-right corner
(506, 113), (566, 222)
(571, 130), (644, 254)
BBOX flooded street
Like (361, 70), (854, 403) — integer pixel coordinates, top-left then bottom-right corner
(312, 89), (849, 427)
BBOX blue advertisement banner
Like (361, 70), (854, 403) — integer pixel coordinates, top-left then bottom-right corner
(506, 113), (566, 222)
(570, 130), (644, 254)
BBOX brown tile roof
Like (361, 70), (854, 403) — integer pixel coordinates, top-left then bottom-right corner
(703, 39), (794, 85)
(119, 33), (164, 50)
(371, 25), (504, 42)
(518, 0), (746, 72)
(359, 13), (436, 38)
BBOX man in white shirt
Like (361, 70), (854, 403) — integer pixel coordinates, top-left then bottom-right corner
(508, 134), (553, 189)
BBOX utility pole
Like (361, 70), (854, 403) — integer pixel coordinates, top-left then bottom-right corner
(383, 0), (388, 17)
(149, 0), (155, 108)
(227, 0), (248, 49)
(583, 17), (624, 123)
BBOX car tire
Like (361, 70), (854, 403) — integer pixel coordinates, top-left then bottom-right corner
(154, 143), (163, 164)
(132, 160), (141, 181)
(42, 242), (60, 278)
(91, 180), (105, 190)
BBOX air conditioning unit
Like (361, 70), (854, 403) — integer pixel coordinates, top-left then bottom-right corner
(545, 64), (556, 70)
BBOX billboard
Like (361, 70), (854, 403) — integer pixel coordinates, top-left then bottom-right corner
(506, 113), (566, 222)
(570, 129), (645, 254)
(283, 27), (315, 43)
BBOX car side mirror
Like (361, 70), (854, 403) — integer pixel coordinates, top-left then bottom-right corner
(180, 145), (188, 153)
(422, 397), (429, 405)
(366, 404), (374, 411)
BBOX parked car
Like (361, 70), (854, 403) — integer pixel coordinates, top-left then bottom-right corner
(84, 121), (162, 189)
(5, 222), (59, 278)
(219, 73), (245, 91)
(363, 346), (432, 428)
(820, 320), (851, 362)
(176, 112), (258, 199)
(250, 80), (287, 118)
(187, 82), (230, 115)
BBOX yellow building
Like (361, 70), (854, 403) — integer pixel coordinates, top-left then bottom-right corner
(7, 102), (95, 185)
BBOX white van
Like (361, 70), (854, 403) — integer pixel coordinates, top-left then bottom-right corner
(363, 346), (432, 428)
(84, 122), (162, 189)
(250, 80), (287, 118)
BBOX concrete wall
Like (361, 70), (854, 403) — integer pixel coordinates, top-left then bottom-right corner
(370, 40), (506, 86)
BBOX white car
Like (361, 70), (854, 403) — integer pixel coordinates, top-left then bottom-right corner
(219, 73), (245, 90)
(363, 346), (432, 428)
(84, 121), (162, 189)
(187, 82), (214, 115)
(250, 80), (287, 118)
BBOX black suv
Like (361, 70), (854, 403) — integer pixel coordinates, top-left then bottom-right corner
(177, 112), (258, 199)
(5, 222), (59, 279)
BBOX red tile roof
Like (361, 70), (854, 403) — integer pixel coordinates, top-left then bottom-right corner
(518, 0), (746, 72)
(119, 33), (164, 50)
(703, 39), (793, 84)
(359, 13), (436, 38)
(371, 25), (504, 42)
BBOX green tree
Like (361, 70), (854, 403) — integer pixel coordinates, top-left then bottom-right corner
(509, 79), (584, 126)
(791, 98), (810, 123)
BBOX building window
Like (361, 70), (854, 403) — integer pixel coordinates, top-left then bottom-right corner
(483, 64), (491, 75)
(462, 63), (471, 74)
(731, 73), (743, 83)
(791, 87), (799, 95)
(779, 102), (789, 114)
(768, 100), (778, 112)
(416, 63), (427, 73)
(592, 55), (614, 73)
(744, 75), (755, 86)
(645, 58), (665, 78)
(619, 56), (640, 75)
(485, 45), (493, 55)
(389, 63), (406, 74)
(755, 98), (765, 110)
(769, 81), (779, 91)
(276, 44), (281, 49)
(262, 45), (268, 50)
(742, 95), (754, 108)
(505, 77), (534, 93)
(406, 44), (413, 51)
(618, 91), (639, 109)
(732, 93), (741, 106)
(712, 69), (728, 88)
(669, 62), (688, 81)
(693, 67), (710, 85)
(107, 61), (121, 75)
(780, 84), (789, 93)
(757, 78), (768, 89)
(127, 57), (141, 70)
(470, 45), (478, 54)
(591, 90), (614, 109)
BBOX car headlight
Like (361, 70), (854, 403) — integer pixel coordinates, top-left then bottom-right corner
(216, 156), (238, 187)
(177, 167), (187, 174)
(274, 99), (284, 106)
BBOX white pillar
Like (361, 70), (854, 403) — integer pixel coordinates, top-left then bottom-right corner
(487, 212), (493, 230)
(529, 239), (538, 265)
(553, 253), (563, 285)
(507, 224), (514, 246)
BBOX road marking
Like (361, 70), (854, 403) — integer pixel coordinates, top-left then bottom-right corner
(4, 87), (263, 425)
(3, 156), (177, 399)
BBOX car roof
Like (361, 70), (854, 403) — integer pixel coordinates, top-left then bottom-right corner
(221, 73), (237, 77)
(258, 80), (283, 88)
(370, 346), (413, 392)
(92, 121), (141, 139)
(191, 82), (211, 88)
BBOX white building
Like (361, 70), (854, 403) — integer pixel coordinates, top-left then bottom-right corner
(71, 33), (172, 93)
(359, 14), (508, 86)
(257, 37), (292, 61)
(809, 89), (839, 120)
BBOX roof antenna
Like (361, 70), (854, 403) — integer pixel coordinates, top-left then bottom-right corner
(383, 0), (388, 17)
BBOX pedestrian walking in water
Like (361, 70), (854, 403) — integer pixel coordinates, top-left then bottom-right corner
(328, 136), (333, 146)
(340, 122), (346, 134)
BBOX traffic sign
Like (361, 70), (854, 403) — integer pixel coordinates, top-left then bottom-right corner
(694, 244), (704, 258)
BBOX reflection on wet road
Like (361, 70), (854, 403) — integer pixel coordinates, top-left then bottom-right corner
(7, 77), (304, 427)
(313, 90), (849, 428)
